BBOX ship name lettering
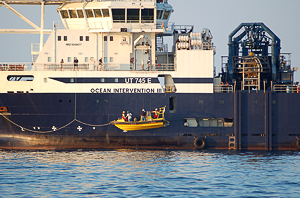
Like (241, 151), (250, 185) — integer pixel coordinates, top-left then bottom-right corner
(125, 78), (151, 84)
(91, 88), (158, 93)
(90, 88), (111, 93)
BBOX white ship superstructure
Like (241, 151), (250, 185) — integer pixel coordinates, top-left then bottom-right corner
(0, 0), (215, 95)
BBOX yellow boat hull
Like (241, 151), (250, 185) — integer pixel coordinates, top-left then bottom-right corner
(112, 119), (168, 132)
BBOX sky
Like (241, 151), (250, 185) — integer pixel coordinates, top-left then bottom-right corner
(0, 0), (300, 81)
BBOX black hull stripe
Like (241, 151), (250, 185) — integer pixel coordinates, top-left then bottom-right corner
(50, 77), (213, 84)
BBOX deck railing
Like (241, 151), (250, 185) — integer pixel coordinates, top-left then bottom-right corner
(273, 85), (300, 93)
(0, 63), (32, 71)
(214, 85), (233, 93)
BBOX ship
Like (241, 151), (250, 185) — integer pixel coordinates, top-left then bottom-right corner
(0, 0), (299, 150)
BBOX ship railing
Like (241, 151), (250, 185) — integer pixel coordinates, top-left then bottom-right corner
(0, 63), (32, 71)
(155, 63), (175, 71)
(214, 85), (233, 93)
(273, 85), (300, 93)
(43, 63), (89, 71)
(54, 21), (65, 29)
(156, 22), (175, 34)
(99, 0), (155, 2)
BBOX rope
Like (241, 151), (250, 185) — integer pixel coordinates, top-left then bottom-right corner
(75, 119), (111, 127)
(0, 113), (111, 134)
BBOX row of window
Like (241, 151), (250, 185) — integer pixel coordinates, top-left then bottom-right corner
(47, 57), (114, 63)
(60, 8), (170, 23)
(57, 36), (113, 42)
(61, 9), (110, 19)
(183, 118), (234, 128)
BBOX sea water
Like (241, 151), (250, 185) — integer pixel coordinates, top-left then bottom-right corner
(0, 150), (300, 197)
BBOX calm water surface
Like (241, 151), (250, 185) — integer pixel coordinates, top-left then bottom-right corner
(0, 150), (300, 197)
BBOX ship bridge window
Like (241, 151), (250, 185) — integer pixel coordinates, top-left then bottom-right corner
(94, 9), (102, 18)
(141, 9), (154, 23)
(163, 10), (171, 19)
(112, 9), (125, 23)
(127, 9), (139, 23)
(69, 10), (77, 18)
(157, 10), (163, 19)
(102, 9), (110, 17)
(85, 9), (94, 18)
(77, 10), (84, 18)
(7, 75), (34, 81)
(61, 10), (69, 19)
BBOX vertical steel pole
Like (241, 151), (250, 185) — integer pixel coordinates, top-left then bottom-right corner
(40, 1), (45, 52)
(268, 91), (273, 150)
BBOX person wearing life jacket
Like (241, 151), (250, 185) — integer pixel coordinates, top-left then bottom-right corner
(122, 111), (127, 121)
(141, 109), (146, 121)
(153, 108), (159, 119)
(127, 111), (132, 122)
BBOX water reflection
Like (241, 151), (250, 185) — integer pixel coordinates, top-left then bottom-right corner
(0, 150), (300, 197)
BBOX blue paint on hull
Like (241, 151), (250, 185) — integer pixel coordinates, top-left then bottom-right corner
(0, 92), (299, 150)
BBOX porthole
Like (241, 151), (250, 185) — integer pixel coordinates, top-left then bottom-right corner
(68, 99), (72, 103)
(95, 99), (99, 103)
(59, 99), (62, 103)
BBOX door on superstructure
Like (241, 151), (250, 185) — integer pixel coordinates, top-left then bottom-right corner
(134, 35), (152, 71)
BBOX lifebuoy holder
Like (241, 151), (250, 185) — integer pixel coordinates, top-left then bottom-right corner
(194, 137), (206, 149)
(0, 106), (8, 112)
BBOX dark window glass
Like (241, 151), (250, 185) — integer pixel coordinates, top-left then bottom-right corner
(102, 9), (110, 17)
(85, 9), (94, 18)
(127, 9), (139, 23)
(104, 36), (107, 41)
(110, 36), (113, 41)
(58, 36), (61, 41)
(112, 9), (125, 23)
(163, 10), (170, 19)
(69, 10), (77, 18)
(80, 36), (83, 41)
(86, 36), (89, 41)
(169, 96), (176, 113)
(77, 10), (84, 18)
(60, 10), (69, 19)
(7, 75), (34, 81)
(157, 10), (163, 19)
(141, 9), (154, 23)
(64, 36), (67, 41)
(94, 9), (102, 18)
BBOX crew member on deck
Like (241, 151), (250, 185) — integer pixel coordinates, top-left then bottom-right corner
(141, 109), (146, 121)
(99, 58), (102, 71)
(122, 111), (127, 122)
(74, 58), (79, 71)
(152, 108), (159, 119)
(60, 59), (64, 71)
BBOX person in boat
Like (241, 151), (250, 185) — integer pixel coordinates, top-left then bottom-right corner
(127, 111), (132, 122)
(122, 111), (127, 122)
(141, 109), (146, 121)
(152, 108), (159, 119)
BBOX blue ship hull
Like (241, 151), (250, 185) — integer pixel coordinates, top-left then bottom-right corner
(0, 92), (299, 150)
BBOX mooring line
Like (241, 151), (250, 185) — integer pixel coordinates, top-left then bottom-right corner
(0, 113), (111, 134)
